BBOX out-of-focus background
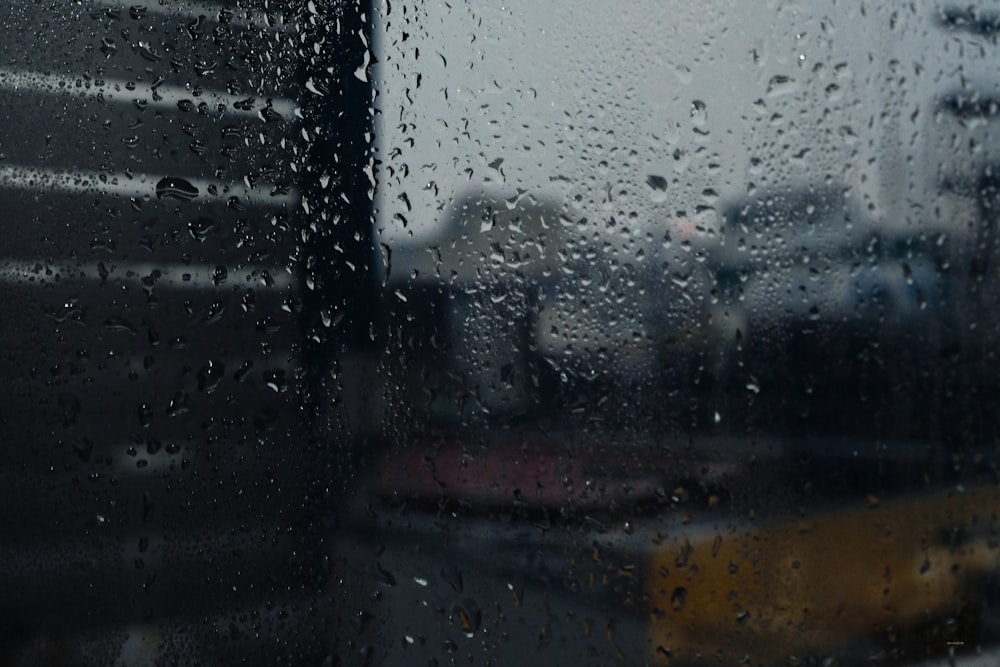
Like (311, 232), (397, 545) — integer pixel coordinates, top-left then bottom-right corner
(3, 1), (1000, 665)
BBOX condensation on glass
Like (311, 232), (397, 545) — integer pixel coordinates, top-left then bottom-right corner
(3, 1), (1000, 666)
(358, 1), (1000, 666)
(0, 1), (365, 664)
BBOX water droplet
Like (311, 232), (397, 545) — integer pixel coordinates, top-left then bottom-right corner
(670, 586), (687, 612)
(197, 360), (225, 393)
(263, 369), (287, 393)
(379, 243), (392, 285)
(234, 97), (255, 111)
(241, 290), (256, 313)
(135, 41), (162, 62)
(205, 301), (225, 325)
(212, 265), (228, 286)
(137, 402), (153, 428)
(690, 99), (708, 126)
(646, 174), (668, 203)
(156, 177), (199, 201)
(507, 578), (524, 606)
(453, 600), (481, 636)
(188, 217), (215, 242)
(766, 74), (798, 97)
(234, 360), (254, 383)
(675, 540), (694, 568)
(104, 315), (136, 334)
(165, 392), (189, 417)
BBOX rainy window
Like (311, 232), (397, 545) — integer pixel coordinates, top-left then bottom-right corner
(3, 1), (1000, 666)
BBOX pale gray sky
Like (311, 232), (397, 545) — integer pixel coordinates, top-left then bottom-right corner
(372, 1), (1000, 248)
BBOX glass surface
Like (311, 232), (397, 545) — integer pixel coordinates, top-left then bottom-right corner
(362, 2), (1000, 665)
(0, 2), (363, 663)
(2, 1), (1000, 666)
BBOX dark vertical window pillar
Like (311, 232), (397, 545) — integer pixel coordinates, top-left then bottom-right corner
(298, 0), (378, 423)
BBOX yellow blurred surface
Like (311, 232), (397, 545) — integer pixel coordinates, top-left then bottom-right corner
(647, 485), (1000, 664)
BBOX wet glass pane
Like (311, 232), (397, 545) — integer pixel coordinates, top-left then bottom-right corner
(0, 1), (368, 663)
(359, 1), (1000, 665)
(4, 1), (1000, 666)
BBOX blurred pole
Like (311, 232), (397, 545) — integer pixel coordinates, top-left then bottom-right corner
(297, 0), (378, 481)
